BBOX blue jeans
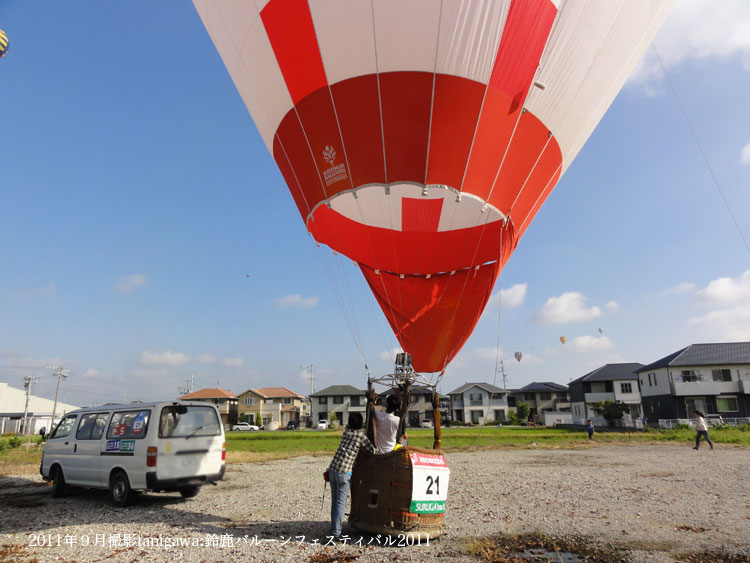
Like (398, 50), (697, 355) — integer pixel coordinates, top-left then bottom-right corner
(695, 430), (713, 448)
(329, 470), (351, 537)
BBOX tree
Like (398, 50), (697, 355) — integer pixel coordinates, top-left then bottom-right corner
(255, 412), (262, 427)
(238, 413), (249, 423)
(516, 402), (530, 423)
(595, 400), (630, 426)
(328, 411), (339, 427)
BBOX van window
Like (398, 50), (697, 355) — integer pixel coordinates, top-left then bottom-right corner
(50, 414), (77, 439)
(159, 406), (221, 438)
(106, 410), (151, 440)
(76, 413), (110, 440)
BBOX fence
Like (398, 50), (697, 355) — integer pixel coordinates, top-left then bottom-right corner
(658, 417), (750, 429)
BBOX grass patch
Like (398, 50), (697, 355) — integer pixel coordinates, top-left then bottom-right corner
(465, 531), (627, 563)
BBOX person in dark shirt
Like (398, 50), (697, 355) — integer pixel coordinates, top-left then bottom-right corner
(327, 412), (376, 538)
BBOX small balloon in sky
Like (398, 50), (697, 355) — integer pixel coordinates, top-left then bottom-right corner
(598, 327), (604, 334)
(0, 30), (9, 59)
(246, 273), (251, 278)
(559, 336), (567, 344)
(514, 351), (522, 362)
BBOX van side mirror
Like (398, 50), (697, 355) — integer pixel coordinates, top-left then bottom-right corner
(176, 405), (188, 415)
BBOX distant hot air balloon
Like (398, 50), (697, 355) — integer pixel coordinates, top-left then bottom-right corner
(598, 327), (604, 334)
(514, 351), (522, 362)
(560, 336), (567, 345)
(0, 29), (9, 59)
(193, 0), (673, 373)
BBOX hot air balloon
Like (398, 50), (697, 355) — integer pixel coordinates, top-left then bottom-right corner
(0, 29), (9, 59)
(193, 0), (673, 538)
(514, 351), (523, 362)
(192, 0), (672, 374)
(598, 327), (604, 334)
(560, 336), (567, 344)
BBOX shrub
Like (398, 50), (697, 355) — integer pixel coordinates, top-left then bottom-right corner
(8, 436), (21, 448)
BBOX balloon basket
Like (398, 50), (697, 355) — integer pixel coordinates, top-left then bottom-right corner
(349, 446), (447, 540)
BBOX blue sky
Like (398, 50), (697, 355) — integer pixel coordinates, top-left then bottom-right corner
(1, 1), (749, 406)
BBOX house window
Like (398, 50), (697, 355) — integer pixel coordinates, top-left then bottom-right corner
(283, 397), (292, 405)
(491, 393), (504, 400)
(621, 383), (632, 394)
(318, 397), (327, 405)
(524, 393), (535, 401)
(333, 396), (344, 404)
(556, 393), (567, 401)
(469, 393), (483, 406)
(541, 392), (551, 400)
(648, 374), (652, 386)
(680, 370), (700, 382)
(495, 409), (506, 421)
(605, 382), (613, 392)
(350, 396), (361, 407)
(471, 411), (481, 423)
(712, 369), (732, 382)
(716, 397), (738, 412)
(244, 397), (255, 406)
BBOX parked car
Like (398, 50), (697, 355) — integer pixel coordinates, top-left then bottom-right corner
(317, 420), (329, 430)
(41, 401), (225, 507)
(705, 414), (725, 426)
(231, 422), (259, 431)
(419, 420), (433, 428)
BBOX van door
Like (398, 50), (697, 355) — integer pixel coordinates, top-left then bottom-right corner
(155, 405), (224, 483)
(43, 414), (78, 478)
(101, 409), (152, 490)
(68, 412), (109, 487)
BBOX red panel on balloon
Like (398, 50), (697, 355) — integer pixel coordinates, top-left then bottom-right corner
(361, 263), (500, 373)
(261, 0), (327, 105)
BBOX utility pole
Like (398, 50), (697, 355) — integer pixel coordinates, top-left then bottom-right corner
(500, 360), (508, 390)
(303, 364), (316, 396)
(21, 375), (35, 435)
(178, 374), (195, 396)
(50, 366), (68, 428)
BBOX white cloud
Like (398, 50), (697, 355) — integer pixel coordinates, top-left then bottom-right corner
(689, 307), (750, 341)
(568, 335), (613, 351)
(472, 347), (503, 361)
(81, 369), (100, 378)
(222, 357), (244, 367)
(379, 347), (403, 362)
(196, 355), (218, 364)
(489, 283), (528, 309)
(140, 350), (190, 366)
(694, 270), (750, 307)
(630, 0), (750, 91)
(276, 294), (319, 308)
(661, 282), (697, 296)
(741, 143), (750, 165)
(117, 274), (148, 293)
(605, 301), (619, 312)
(532, 292), (602, 325)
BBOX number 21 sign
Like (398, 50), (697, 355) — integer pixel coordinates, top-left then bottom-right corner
(409, 452), (450, 514)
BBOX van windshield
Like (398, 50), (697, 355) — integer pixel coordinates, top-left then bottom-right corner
(159, 406), (221, 438)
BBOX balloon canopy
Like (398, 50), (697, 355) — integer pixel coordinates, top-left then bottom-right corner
(193, 0), (673, 372)
(0, 29), (9, 59)
(514, 351), (523, 362)
(559, 336), (567, 344)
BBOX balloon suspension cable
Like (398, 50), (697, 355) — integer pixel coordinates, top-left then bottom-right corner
(368, 352), (439, 392)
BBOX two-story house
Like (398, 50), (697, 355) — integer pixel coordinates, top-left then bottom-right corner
(636, 342), (750, 420)
(380, 386), (450, 427)
(237, 387), (308, 429)
(448, 383), (509, 424)
(178, 388), (239, 426)
(569, 364), (644, 425)
(512, 382), (570, 423)
(310, 385), (366, 426)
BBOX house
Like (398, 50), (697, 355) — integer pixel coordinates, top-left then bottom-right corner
(0, 382), (80, 434)
(310, 385), (366, 426)
(380, 386), (450, 427)
(636, 342), (750, 420)
(237, 387), (309, 429)
(512, 382), (570, 423)
(178, 388), (239, 426)
(569, 363), (644, 425)
(448, 382), (509, 424)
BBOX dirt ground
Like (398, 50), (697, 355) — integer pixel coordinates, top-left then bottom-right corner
(0, 443), (748, 562)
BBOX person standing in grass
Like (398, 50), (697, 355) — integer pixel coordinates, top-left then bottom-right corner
(586, 420), (594, 440)
(327, 412), (376, 538)
(692, 410), (714, 450)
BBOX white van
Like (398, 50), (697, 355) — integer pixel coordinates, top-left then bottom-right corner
(41, 401), (225, 506)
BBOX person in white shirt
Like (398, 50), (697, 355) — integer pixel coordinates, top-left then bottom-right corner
(692, 410), (714, 450)
(373, 394), (402, 453)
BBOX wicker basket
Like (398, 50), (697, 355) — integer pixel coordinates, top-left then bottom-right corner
(349, 446), (445, 539)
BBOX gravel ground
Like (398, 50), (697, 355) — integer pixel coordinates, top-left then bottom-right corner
(1, 443), (748, 562)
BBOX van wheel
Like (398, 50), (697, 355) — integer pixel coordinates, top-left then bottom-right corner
(110, 471), (131, 507)
(179, 486), (200, 499)
(51, 466), (67, 498)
